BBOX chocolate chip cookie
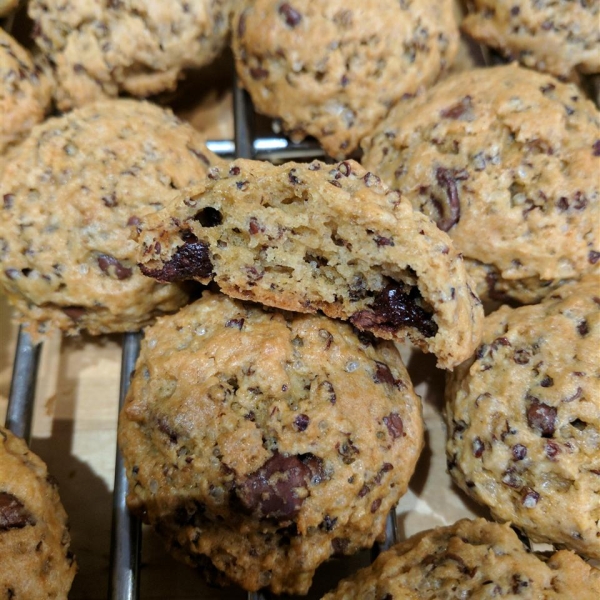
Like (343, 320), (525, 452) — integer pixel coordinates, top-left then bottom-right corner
(0, 29), (52, 155)
(118, 291), (424, 594)
(137, 158), (483, 369)
(0, 98), (222, 339)
(362, 64), (600, 305)
(231, 0), (458, 158)
(28, 0), (235, 110)
(446, 273), (600, 559)
(462, 0), (600, 80)
(0, 426), (76, 600)
(322, 518), (600, 599)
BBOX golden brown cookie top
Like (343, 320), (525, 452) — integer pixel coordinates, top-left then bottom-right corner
(0, 427), (76, 600)
(232, 0), (458, 158)
(138, 158), (483, 369)
(0, 28), (53, 154)
(362, 63), (600, 304)
(322, 518), (600, 599)
(119, 291), (424, 594)
(462, 0), (600, 79)
(446, 272), (600, 558)
(28, 0), (236, 110)
(0, 98), (222, 338)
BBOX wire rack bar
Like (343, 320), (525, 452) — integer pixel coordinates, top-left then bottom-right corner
(109, 331), (143, 600)
(5, 327), (41, 443)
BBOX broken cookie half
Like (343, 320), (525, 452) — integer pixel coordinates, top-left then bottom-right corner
(137, 158), (483, 369)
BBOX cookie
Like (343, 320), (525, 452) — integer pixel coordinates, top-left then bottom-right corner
(0, 98), (222, 339)
(462, 0), (600, 80)
(231, 0), (458, 159)
(137, 158), (483, 369)
(0, 29), (52, 155)
(28, 0), (235, 110)
(322, 518), (600, 599)
(0, 0), (18, 18)
(362, 64), (600, 305)
(0, 427), (76, 600)
(446, 273), (600, 559)
(118, 291), (424, 594)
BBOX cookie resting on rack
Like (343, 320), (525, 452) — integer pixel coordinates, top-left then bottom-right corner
(321, 518), (600, 599)
(446, 273), (600, 559)
(231, 0), (458, 158)
(462, 0), (600, 80)
(137, 158), (483, 370)
(0, 427), (76, 600)
(0, 28), (52, 156)
(362, 63), (600, 305)
(28, 0), (235, 110)
(0, 98), (222, 339)
(118, 292), (424, 594)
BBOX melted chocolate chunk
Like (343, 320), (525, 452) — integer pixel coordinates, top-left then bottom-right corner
(293, 414), (310, 432)
(526, 397), (557, 438)
(373, 361), (396, 386)
(236, 452), (312, 520)
(434, 167), (468, 231)
(350, 283), (438, 338)
(0, 492), (35, 530)
(140, 238), (213, 283)
(97, 254), (133, 280)
(62, 306), (86, 321)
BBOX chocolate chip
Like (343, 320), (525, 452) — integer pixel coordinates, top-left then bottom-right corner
(225, 318), (244, 329)
(288, 169), (301, 185)
(374, 235), (394, 247)
(564, 387), (583, 403)
(337, 438), (359, 464)
(589, 250), (600, 265)
(350, 283), (438, 338)
(293, 414), (310, 432)
(0, 492), (35, 530)
(434, 167), (468, 231)
(331, 537), (349, 555)
(358, 484), (370, 498)
(383, 413), (403, 439)
(502, 467), (522, 488)
(363, 172), (381, 187)
(140, 238), (213, 282)
(373, 362), (396, 386)
(97, 254), (132, 280)
(3, 194), (15, 209)
(510, 6), (521, 16)
(194, 207), (222, 227)
(236, 452), (312, 520)
(513, 348), (530, 364)
(512, 444), (527, 461)
(319, 380), (336, 404)
(370, 498), (382, 513)
(577, 319), (589, 336)
(545, 441), (560, 460)
(540, 376), (554, 388)
(189, 147), (210, 165)
(593, 140), (600, 156)
(472, 437), (484, 458)
(127, 215), (141, 227)
(521, 488), (540, 508)
(229, 165), (241, 176)
(320, 515), (337, 531)
(157, 417), (178, 444)
(279, 3), (302, 27)
(526, 397), (557, 437)
(440, 95), (473, 120)
(102, 193), (117, 207)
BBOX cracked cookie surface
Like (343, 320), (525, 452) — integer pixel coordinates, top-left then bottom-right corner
(232, 0), (458, 158)
(462, 0), (600, 80)
(118, 292), (424, 594)
(28, 0), (235, 110)
(0, 98), (221, 339)
(446, 273), (600, 559)
(0, 29), (52, 155)
(137, 158), (483, 369)
(362, 64), (600, 304)
(0, 427), (76, 600)
(322, 518), (600, 599)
